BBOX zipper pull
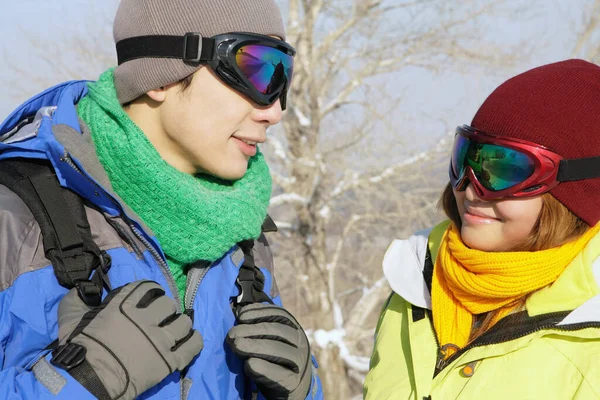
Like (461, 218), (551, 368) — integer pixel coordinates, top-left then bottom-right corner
(184, 308), (195, 325)
(436, 343), (460, 372)
(435, 354), (446, 372)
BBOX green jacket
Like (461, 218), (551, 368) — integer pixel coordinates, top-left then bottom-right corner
(364, 221), (600, 399)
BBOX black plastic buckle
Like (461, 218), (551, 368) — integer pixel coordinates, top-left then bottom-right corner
(76, 280), (102, 307)
(51, 343), (87, 371)
(183, 32), (203, 64)
(235, 277), (255, 306)
(99, 251), (112, 274)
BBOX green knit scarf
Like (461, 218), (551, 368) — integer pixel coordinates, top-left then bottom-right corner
(77, 69), (272, 301)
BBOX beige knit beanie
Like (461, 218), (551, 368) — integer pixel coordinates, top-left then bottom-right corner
(113, 0), (286, 104)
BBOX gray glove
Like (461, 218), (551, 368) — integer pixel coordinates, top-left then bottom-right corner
(227, 303), (312, 400)
(54, 280), (203, 400)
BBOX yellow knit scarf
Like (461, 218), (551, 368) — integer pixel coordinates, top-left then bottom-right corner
(432, 222), (600, 359)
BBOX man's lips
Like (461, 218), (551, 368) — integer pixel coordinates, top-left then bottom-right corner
(232, 137), (258, 157)
(231, 134), (265, 145)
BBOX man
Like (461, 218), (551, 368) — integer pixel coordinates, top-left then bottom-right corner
(0, 0), (322, 399)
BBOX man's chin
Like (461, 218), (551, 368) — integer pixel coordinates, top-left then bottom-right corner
(206, 166), (248, 182)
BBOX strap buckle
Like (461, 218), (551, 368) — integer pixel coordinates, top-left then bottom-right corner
(183, 32), (203, 64)
(76, 280), (102, 307)
(235, 270), (256, 306)
(99, 251), (112, 274)
(51, 343), (87, 371)
(232, 242), (274, 310)
(234, 265), (270, 307)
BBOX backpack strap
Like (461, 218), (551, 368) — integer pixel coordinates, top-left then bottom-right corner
(233, 239), (274, 309)
(232, 216), (278, 309)
(0, 158), (110, 306)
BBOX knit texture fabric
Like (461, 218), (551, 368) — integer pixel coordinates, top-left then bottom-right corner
(432, 222), (600, 358)
(471, 59), (600, 226)
(113, 0), (285, 104)
(77, 69), (272, 299)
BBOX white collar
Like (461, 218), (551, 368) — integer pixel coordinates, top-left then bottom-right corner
(382, 229), (432, 309)
(383, 229), (600, 326)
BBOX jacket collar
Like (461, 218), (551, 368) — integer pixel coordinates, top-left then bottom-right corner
(1, 80), (89, 138)
(531, 231), (600, 325)
(384, 225), (600, 326)
(383, 228), (432, 309)
(0, 81), (156, 239)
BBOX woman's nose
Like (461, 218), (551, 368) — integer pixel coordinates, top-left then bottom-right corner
(464, 181), (487, 202)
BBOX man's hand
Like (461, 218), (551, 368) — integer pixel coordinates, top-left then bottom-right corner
(55, 280), (203, 400)
(227, 303), (313, 400)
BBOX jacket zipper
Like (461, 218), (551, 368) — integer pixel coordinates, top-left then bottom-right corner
(184, 261), (212, 311)
(423, 309), (444, 372)
(129, 225), (183, 309)
(431, 310), (600, 375)
(179, 261), (211, 396)
(444, 320), (600, 369)
(104, 217), (145, 259)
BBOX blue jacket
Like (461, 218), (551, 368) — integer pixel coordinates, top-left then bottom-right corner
(0, 81), (323, 399)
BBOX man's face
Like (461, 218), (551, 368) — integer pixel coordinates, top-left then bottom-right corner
(152, 67), (283, 179)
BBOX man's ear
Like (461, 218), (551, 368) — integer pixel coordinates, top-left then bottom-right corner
(146, 86), (167, 103)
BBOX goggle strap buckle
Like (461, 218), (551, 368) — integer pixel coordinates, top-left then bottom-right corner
(183, 33), (215, 65)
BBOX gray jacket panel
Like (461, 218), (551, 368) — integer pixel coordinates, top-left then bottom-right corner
(54, 120), (153, 236)
(0, 183), (147, 291)
(0, 184), (45, 290)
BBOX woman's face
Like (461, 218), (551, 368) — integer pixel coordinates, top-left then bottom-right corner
(453, 183), (543, 251)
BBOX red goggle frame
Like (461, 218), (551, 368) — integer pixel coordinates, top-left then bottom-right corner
(450, 125), (600, 199)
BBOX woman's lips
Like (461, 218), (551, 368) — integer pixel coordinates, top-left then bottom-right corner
(463, 208), (499, 225)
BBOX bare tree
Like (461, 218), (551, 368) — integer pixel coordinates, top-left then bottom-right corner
(266, 1), (531, 397)
(4, 3), (116, 106)
(572, 0), (600, 61)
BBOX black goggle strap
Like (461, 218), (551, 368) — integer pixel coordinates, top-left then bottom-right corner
(279, 77), (289, 109)
(557, 155), (600, 182)
(116, 33), (215, 65)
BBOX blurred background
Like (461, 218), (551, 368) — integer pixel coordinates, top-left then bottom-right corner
(2, 0), (600, 398)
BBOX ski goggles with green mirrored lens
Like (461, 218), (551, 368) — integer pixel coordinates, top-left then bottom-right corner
(116, 32), (295, 109)
(450, 125), (600, 199)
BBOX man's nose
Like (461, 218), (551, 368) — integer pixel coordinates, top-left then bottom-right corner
(255, 99), (283, 126)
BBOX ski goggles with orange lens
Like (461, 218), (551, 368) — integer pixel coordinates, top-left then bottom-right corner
(450, 125), (600, 199)
(116, 32), (295, 109)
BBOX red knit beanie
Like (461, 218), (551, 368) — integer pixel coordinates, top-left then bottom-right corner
(471, 59), (600, 226)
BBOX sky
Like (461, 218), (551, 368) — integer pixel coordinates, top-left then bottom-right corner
(0, 0), (593, 158)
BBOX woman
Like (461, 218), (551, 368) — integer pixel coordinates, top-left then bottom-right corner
(0, 0), (321, 399)
(364, 59), (600, 399)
